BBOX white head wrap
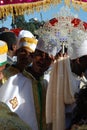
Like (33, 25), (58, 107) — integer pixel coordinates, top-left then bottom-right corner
(18, 30), (38, 52)
(68, 29), (87, 59)
(0, 40), (8, 66)
(18, 30), (34, 40)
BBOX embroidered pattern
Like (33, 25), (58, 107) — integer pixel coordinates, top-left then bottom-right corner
(9, 97), (18, 109)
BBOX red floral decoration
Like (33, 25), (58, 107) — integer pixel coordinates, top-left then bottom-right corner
(83, 22), (87, 30)
(71, 18), (87, 30)
(71, 18), (81, 27)
(49, 18), (58, 26)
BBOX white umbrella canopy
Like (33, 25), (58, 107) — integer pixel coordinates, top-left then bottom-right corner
(35, 6), (87, 54)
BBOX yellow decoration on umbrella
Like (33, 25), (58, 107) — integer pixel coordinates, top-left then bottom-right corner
(0, 0), (61, 19)
(65, 0), (87, 12)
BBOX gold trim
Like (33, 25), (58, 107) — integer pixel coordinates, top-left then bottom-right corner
(9, 97), (18, 109)
(65, 0), (87, 12)
(20, 37), (38, 44)
(0, 0), (61, 18)
(64, 0), (71, 7)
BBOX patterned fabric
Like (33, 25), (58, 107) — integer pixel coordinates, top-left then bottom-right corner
(23, 70), (47, 130)
(0, 102), (31, 130)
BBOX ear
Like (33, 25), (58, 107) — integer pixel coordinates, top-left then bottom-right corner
(76, 58), (80, 64)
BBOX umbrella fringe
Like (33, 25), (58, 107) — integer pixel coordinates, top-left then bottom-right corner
(0, 0), (61, 19)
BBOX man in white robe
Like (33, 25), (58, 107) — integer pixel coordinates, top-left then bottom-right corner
(46, 29), (87, 130)
(0, 33), (60, 130)
(0, 40), (31, 130)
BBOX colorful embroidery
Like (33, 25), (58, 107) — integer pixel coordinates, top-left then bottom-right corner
(9, 97), (18, 109)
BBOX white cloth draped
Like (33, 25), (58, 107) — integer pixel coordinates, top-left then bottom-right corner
(0, 73), (38, 130)
(46, 56), (80, 130)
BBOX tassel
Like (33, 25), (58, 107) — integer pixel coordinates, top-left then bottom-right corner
(0, 0), (61, 18)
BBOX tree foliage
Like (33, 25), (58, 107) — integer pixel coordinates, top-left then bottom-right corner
(11, 15), (45, 34)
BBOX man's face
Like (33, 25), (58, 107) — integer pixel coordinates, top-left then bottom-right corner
(16, 47), (32, 69)
(70, 55), (87, 76)
(0, 65), (5, 80)
(79, 55), (87, 73)
(32, 49), (54, 76)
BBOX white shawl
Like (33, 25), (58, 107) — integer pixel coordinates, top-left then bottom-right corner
(46, 56), (79, 130)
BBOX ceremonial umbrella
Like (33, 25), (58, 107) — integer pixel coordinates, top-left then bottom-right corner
(35, 6), (87, 54)
(0, 0), (61, 19)
(65, 0), (87, 12)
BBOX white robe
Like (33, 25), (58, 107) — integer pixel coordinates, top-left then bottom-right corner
(46, 56), (80, 130)
(0, 73), (38, 130)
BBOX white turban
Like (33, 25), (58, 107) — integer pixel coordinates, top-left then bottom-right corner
(0, 40), (8, 66)
(68, 29), (87, 60)
(17, 30), (38, 52)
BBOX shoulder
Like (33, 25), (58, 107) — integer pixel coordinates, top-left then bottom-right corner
(3, 66), (19, 84)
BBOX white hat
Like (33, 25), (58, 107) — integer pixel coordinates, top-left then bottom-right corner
(18, 30), (34, 40)
(36, 33), (61, 56)
(18, 30), (38, 52)
(68, 29), (87, 59)
(0, 40), (8, 66)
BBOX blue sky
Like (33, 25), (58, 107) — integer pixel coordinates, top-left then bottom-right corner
(0, 2), (87, 29)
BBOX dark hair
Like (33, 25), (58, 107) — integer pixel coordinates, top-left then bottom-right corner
(70, 59), (83, 77)
(0, 31), (17, 50)
(0, 27), (9, 32)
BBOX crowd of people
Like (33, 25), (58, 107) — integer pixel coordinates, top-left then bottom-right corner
(0, 26), (87, 130)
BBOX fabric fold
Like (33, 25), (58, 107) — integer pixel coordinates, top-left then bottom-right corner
(46, 56), (75, 130)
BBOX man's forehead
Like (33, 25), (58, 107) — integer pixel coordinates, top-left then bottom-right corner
(34, 49), (54, 60)
(35, 49), (48, 55)
(18, 46), (32, 53)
